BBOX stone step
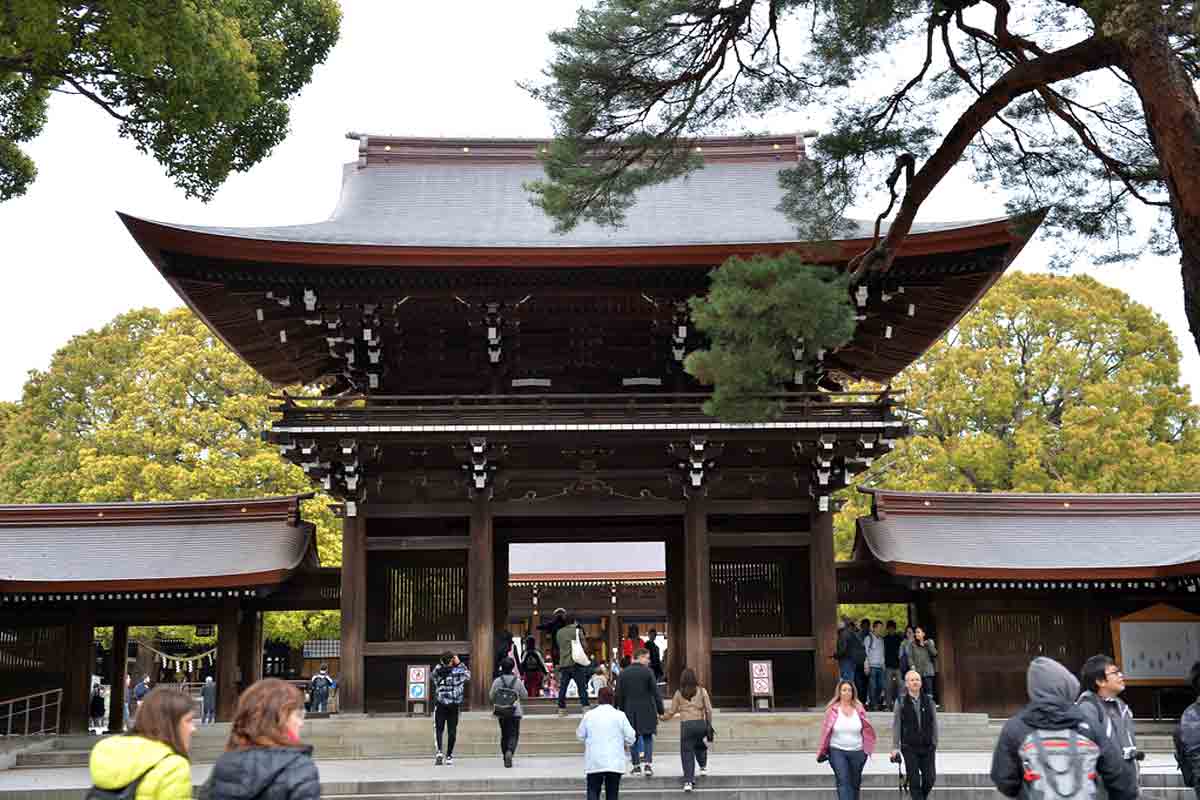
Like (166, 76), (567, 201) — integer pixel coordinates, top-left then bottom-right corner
(1, 772), (1189, 800)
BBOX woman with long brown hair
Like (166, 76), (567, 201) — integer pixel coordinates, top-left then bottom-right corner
(659, 667), (713, 793)
(816, 679), (877, 800)
(89, 687), (195, 800)
(205, 678), (319, 800)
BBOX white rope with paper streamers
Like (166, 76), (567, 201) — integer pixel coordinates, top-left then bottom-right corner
(135, 641), (217, 672)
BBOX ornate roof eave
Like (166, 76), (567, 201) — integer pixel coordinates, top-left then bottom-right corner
(0, 494), (313, 527)
(118, 211), (1041, 270)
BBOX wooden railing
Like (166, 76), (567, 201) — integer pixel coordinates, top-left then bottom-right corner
(0, 689), (62, 736)
(272, 390), (904, 428)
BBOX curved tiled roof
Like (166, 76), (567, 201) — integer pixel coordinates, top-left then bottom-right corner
(0, 495), (316, 591)
(856, 489), (1200, 578)
(140, 160), (1002, 249)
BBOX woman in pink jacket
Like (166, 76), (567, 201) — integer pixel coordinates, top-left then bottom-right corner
(817, 680), (877, 800)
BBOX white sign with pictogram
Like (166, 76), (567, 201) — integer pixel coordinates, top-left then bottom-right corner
(407, 665), (431, 713)
(748, 659), (775, 711)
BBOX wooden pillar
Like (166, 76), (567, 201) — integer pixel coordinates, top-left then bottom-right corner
(932, 601), (962, 712)
(216, 603), (240, 722)
(339, 512), (366, 712)
(664, 531), (687, 690)
(468, 496), (495, 709)
(494, 531), (510, 635)
(64, 611), (95, 734)
(810, 510), (838, 705)
(108, 624), (129, 733)
(683, 495), (712, 690)
(237, 610), (262, 691)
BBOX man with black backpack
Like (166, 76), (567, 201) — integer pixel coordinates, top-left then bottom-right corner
(490, 656), (529, 769)
(1078, 655), (1140, 794)
(991, 657), (1136, 800)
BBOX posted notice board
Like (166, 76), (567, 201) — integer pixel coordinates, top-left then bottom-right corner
(1111, 604), (1200, 686)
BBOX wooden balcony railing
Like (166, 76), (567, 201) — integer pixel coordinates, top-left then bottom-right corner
(271, 391), (904, 429)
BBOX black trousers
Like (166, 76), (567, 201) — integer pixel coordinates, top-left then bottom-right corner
(498, 715), (521, 754)
(434, 703), (460, 755)
(680, 719), (709, 782)
(901, 747), (936, 800)
(587, 772), (622, 800)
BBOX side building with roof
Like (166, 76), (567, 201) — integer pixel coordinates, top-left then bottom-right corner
(852, 489), (1200, 716)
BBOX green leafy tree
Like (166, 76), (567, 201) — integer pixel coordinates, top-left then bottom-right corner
(0, 0), (341, 201)
(833, 271), (1200, 557)
(685, 252), (857, 419)
(527, 1), (1200, 356)
(0, 307), (340, 644)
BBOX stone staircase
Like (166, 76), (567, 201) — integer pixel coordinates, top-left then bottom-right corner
(11, 712), (1015, 768)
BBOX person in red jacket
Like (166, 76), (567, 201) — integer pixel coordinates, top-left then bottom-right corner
(817, 680), (877, 800)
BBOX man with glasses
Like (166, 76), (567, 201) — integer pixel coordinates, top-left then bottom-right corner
(1078, 655), (1140, 792)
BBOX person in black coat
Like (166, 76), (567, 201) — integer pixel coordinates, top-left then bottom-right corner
(537, 608), (568, 666)
(206, 678), (319, 800)
(645, 629), (664, 683)
(616, 647), (664, 776)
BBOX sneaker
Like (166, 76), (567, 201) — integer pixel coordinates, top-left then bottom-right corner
(683, 782), (694, 793)
(644, 764), (654, 777)
(630, 765), (643, 776)
(445, 756), (455, 766)
(503, 751), (513, 769)
(434, 752), (443, 766)
(698, 767), (708, 776)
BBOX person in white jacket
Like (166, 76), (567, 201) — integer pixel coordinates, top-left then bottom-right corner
(577, 686), (636, 800)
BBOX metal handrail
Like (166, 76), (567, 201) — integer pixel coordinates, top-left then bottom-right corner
(0, 688), (62, 737)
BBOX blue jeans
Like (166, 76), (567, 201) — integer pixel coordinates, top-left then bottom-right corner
(829, 748), (867, 800)
(557, 666), (591, 708)
(632, 733), (655, 765)
(868, 666), (885, 707)
(839, 658), (857, 682)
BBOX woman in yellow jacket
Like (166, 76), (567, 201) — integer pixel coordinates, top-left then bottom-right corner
(90, 686), (195, 800)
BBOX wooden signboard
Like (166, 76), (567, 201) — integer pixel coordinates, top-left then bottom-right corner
(1111, 604), (1200, 686)
(407, 664), (430, 715)
(749, 659), (775, 711)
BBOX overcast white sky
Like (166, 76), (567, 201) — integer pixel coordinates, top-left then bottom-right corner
(0, 1), (1194, 404)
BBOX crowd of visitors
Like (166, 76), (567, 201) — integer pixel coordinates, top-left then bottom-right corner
(88, 612), (1200, 800)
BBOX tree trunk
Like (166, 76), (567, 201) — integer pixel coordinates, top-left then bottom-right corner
(1120, 15), (1200, 358)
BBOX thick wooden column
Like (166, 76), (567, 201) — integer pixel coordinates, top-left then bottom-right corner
(810, 510), (838, 705)
(107, 624), (129, 732)
(494, 531), (510, 635)
(64, 611), (95, 734)
(932, 601), (962, 712)
(683, 496), (712, 690)
(237, 610), (263, 691)
(339, 512), (366, 712)
(216, 603), (240, 722)
(468, 496), (495, 709)
(664, 531), (687, 690)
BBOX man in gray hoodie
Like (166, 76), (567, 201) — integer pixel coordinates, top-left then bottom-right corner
(991, 657), (1136, 800)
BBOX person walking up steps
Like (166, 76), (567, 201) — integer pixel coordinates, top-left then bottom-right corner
(489, 656), (528, 769)
(578, 687), (636, 800)
(521, 635), (548, 698)
(892, 671), (938, 800)
(660, 667), (714, 793)
(432, 651), (470, 766)
(616, 647), (663, 777)
(818, 679), (877, 800)
(556, 614), (591, 715)
(309, 665), (334, 713)
(89, 687), (195, 800)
